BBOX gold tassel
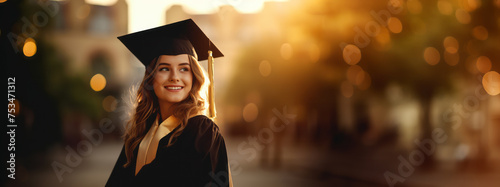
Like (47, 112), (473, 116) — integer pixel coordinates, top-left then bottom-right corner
(207, 50), (216, 118)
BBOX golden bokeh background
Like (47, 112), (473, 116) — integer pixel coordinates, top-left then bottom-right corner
(3, 0), (500, 186)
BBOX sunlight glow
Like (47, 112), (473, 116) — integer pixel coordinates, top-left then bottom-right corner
(90, 74), (107, 92)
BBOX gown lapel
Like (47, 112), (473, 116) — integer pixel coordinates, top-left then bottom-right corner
(135, 115), (180, 175)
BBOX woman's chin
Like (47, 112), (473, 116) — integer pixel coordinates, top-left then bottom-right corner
(158, 97), (187, 104)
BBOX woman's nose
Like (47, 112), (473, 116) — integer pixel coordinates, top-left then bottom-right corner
(169, 71), (180, 82)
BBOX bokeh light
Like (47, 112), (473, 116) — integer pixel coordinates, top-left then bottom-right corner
(76, 4), (91, 20)
(466, 40), (480, 55)
(355, 70), (365, 86)
(472, 26), (488, 40)
(437, 0), (453, 15)
(90, 74), (106, 92)
(12, 99), (20, 116)
(388, 0), (404, 11)
(343, 44), (361, 65)
(444, 50), (459, 66)
(388, 17), (403, 34)
(0, 0), (7, 3)
(407, 0), (422, 14)
(346, 65), (363, 84)
(23, 38), (37, 57)
(308, 43), (321, 63)
(375, 27), (391, 49)
(465, 56), (478, 74)
(259, 60), (272, 77)
(482, 71), (500, 96)
(424, 47), (440, 65)
(463, 0), (481, 12)
(476, 56), (492, 73)
(242, 103), (259, 122)
(357, 71), (371, 90)
(341, 81), (354, 98)
(443, 36), (459, 54)
(85, 0), (118, 6)
(455, 9), (471, 24)
(280, 43), (293, 60)
(102, 95), (118, 112)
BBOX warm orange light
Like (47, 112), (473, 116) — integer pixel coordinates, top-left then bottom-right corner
(444, 51), (459, 66)
(90, 74), (106, 92)
(358, 72), (371, 90)
(437, 0), (453, 15)
(476, 56), (492, 74)
(12, 100), (20, 116)
(23, 38), (37, 57)
(472, 26), (488, 40)
(355, 70), (365, 86)
(280, 43), (293, 60)
(407, 0), (422, 14)
(102, 95), (117, 112)
(375, 28), (391, 49)
(443, 36), (459, 54)
(388, 17), (403, 34)
(389, 0), (404, 9)
(465, 56), (478, 74)
(341, 81), (354, 98)
(76, 4), (91, 20)
(424, 47), (440, 65)
(343, 44), (361, 65)
(242, 103), (259, 123)
(463, 0), (481, 12)
(85, 0), (118, 6)
(455, 9), (471, 24)
(346, 65), (363, 85)
(466, 40), (480, 55)
(308, 43), (321, 63)
(0, 0), (7, 3)
(259, 60), (271, 77)
(482, 71), (500, 96)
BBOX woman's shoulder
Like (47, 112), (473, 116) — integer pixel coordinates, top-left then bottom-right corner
(184, 115), (224, 154)
(186, 115), (220, 132)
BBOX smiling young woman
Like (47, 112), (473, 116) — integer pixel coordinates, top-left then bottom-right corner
(106, 19), (232, 187)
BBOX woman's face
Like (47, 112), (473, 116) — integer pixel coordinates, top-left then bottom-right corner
(153, 54), (193, 105)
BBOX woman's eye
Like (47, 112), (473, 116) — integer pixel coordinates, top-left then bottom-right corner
(159, 67), (169, 71)
(180, 68), (189, 72)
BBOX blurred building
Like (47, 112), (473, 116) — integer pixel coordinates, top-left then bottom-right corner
(40, 0), (130, 143)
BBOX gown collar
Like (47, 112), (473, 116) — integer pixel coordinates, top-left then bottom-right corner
(135, 114), (181, 175)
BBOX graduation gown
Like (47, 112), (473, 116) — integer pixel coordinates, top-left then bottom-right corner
(106, 115), (230, 187)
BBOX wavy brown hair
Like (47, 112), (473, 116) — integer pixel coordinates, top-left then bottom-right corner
(122, 55), (208, 167)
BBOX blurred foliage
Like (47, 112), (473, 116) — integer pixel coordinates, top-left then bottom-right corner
(224, 0), (499, 148)
(20, 3), (105, 120)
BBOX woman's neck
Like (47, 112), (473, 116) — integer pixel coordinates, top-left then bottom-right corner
(158, 101), (174, 121)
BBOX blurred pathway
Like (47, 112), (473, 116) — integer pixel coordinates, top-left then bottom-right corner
(10, 136), (500, 187)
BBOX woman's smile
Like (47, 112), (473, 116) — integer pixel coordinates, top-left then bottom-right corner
(153, 54), (193, 104)
(164, 85), (184, 92)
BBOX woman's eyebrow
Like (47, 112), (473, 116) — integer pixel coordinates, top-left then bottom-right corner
(157, 62), (190, 66)
(158, 63), (171, 66)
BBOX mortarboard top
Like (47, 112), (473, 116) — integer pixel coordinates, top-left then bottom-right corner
(117, 19), (223, 67)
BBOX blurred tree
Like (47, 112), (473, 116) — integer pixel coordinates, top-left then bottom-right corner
(3, 0), (106, 156)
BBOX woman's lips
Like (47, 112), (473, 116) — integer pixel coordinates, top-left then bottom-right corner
(164, 85), (183, 92)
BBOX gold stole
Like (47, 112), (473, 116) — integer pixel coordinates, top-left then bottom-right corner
(135, 115), (180, 175)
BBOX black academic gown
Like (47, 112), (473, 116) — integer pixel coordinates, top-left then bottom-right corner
(106, 115), (230, 187)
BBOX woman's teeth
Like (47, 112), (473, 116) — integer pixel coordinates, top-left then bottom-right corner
(166, 87), (182, 90)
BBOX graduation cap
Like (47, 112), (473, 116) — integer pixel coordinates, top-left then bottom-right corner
(117, 19), (222, 118)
